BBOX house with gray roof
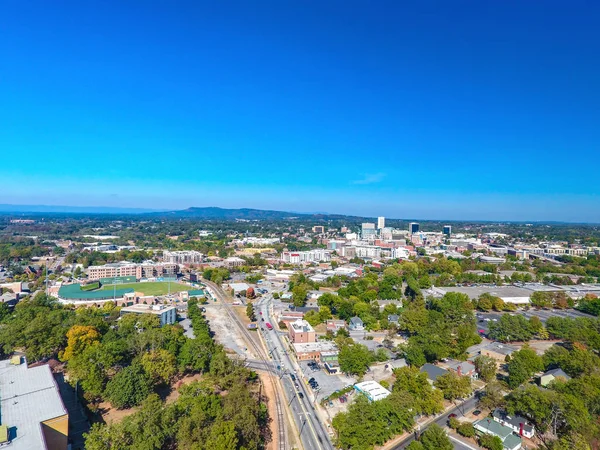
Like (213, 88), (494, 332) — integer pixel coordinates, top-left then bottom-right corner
(349, 316), (365, 331)
(420, 363), (449, 383)
(474, 417), (522, 450)
(540, 368), (571, 387)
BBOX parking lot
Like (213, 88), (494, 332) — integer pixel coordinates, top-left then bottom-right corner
(476, 308), (594, 332)
(297, 360), (355, 399)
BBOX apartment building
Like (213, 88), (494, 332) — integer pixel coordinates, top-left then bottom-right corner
(87, 261), (178, 281)
(162, 250), (204, 264)
(281, 249), (331, 264)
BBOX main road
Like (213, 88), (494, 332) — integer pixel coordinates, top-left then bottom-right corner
(203, 281), (333, 450)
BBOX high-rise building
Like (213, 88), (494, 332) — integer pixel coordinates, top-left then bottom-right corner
(312, 225), (325, 234)
(410, 222), (420, 234)
(377, 217), (385, 229)
(362, 222), (377, 240)
(443, 225), (452, 236)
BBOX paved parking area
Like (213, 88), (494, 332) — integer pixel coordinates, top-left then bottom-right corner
(476, 308), (594, 332)
(297, 360), (355, 399)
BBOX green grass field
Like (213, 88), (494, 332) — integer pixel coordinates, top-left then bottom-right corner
(100, 282), (192, 296)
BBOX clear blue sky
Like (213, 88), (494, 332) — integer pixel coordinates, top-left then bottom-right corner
(1, 1), (599, 221)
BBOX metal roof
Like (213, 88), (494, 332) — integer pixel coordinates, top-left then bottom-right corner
(0, 358), (67, 449)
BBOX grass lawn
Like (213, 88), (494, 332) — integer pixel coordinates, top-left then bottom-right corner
(100, 282), (191, 296)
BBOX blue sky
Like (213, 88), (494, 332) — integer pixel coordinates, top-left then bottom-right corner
(1, 1), (599, 221)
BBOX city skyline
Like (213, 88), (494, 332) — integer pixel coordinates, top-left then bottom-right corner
(2, 1), (599, 222)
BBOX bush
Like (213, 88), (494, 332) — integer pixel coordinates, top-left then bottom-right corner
(457, 423), (475, 438)
(448, 417), (460, 430)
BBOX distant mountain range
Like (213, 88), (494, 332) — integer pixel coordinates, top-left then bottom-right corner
(0, 204), (355, 220)
(146, 206), (357, 220)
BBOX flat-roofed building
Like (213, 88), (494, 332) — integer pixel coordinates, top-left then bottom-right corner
(292, 342), (337, 361)
(162, 250), (204, 265)
(87, 261), (177, 281)
(120, 304), (177, 326)
(354, 380), (391, 402)
(288, 319), (316, 343)
(0, 357), (69, 450)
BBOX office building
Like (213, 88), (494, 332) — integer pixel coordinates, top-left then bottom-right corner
(443, 225), (452, 236)
(0, 356), (69, 450)
(377, 217), (385, 229)
(312, 226), (325, 234)
(410, 222), (420, 234)
(361, 223), (377, 240)
(288, 319), (316, 343)
(120, 304), (177, 326)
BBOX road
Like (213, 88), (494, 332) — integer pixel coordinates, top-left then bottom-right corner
(255, 294), (335, 450)
(203, 281), (288, 450)
(391, 396), (479, 449)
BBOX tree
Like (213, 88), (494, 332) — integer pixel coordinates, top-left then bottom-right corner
(434, 371), (472, 401)
(338, 344), (372, 376)
(479, 380), (506, 410)
(61, 325), (101, 361)
(479, 434), (503, 450)
(292, 285), (307, 307)
(406, 442), (424, 450)
(104, 362), (153, 409)
(246, 287), (255, 299)
(474, 355), (497, 382)
(141, 349), (176, 384)
(392, 366), (444, 416)
(246, 303), (256, 321)
(488, 314), (534, 342)
(507, 347), (544, 388)
(420, 424), (452, 450)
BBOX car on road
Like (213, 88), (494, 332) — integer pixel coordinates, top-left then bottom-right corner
(478, 329), (486, 333)
(448, 413), (457, 419)
(298, 392), (304, 399)
(290, 374), (296, 381)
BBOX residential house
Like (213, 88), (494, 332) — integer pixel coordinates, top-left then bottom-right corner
(474, 418), (522, 450)
(349, 316), (365, 331)
(326, 319), (347, 332)
(540, 368), (571, 387)
(447, 359), (478, 380)
(492, 409), (535, 439)
(420, 363), (449, 384)
(387, 314), (400, 325)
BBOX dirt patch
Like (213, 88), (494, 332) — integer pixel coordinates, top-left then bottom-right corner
(98, 402), (139, 424)
(203, 304), (258, 359)
(165, 373), (204, 404)
(259, 372), (278, 450)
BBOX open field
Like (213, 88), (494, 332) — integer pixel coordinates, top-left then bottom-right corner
(100, 281), (191, 296)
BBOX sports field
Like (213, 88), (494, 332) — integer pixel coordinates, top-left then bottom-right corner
(100, 282), (192, 296)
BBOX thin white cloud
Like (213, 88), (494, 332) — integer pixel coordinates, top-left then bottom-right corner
(352, 172), (386, 185)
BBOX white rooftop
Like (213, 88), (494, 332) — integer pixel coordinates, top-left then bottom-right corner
(354, 380), (391, 401)
(0, 358), (67, 449)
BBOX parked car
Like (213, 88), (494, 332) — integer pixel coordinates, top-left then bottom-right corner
(473, 410), (481, 416)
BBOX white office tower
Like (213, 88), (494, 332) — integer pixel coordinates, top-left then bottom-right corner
(377, 216), (385, 229)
